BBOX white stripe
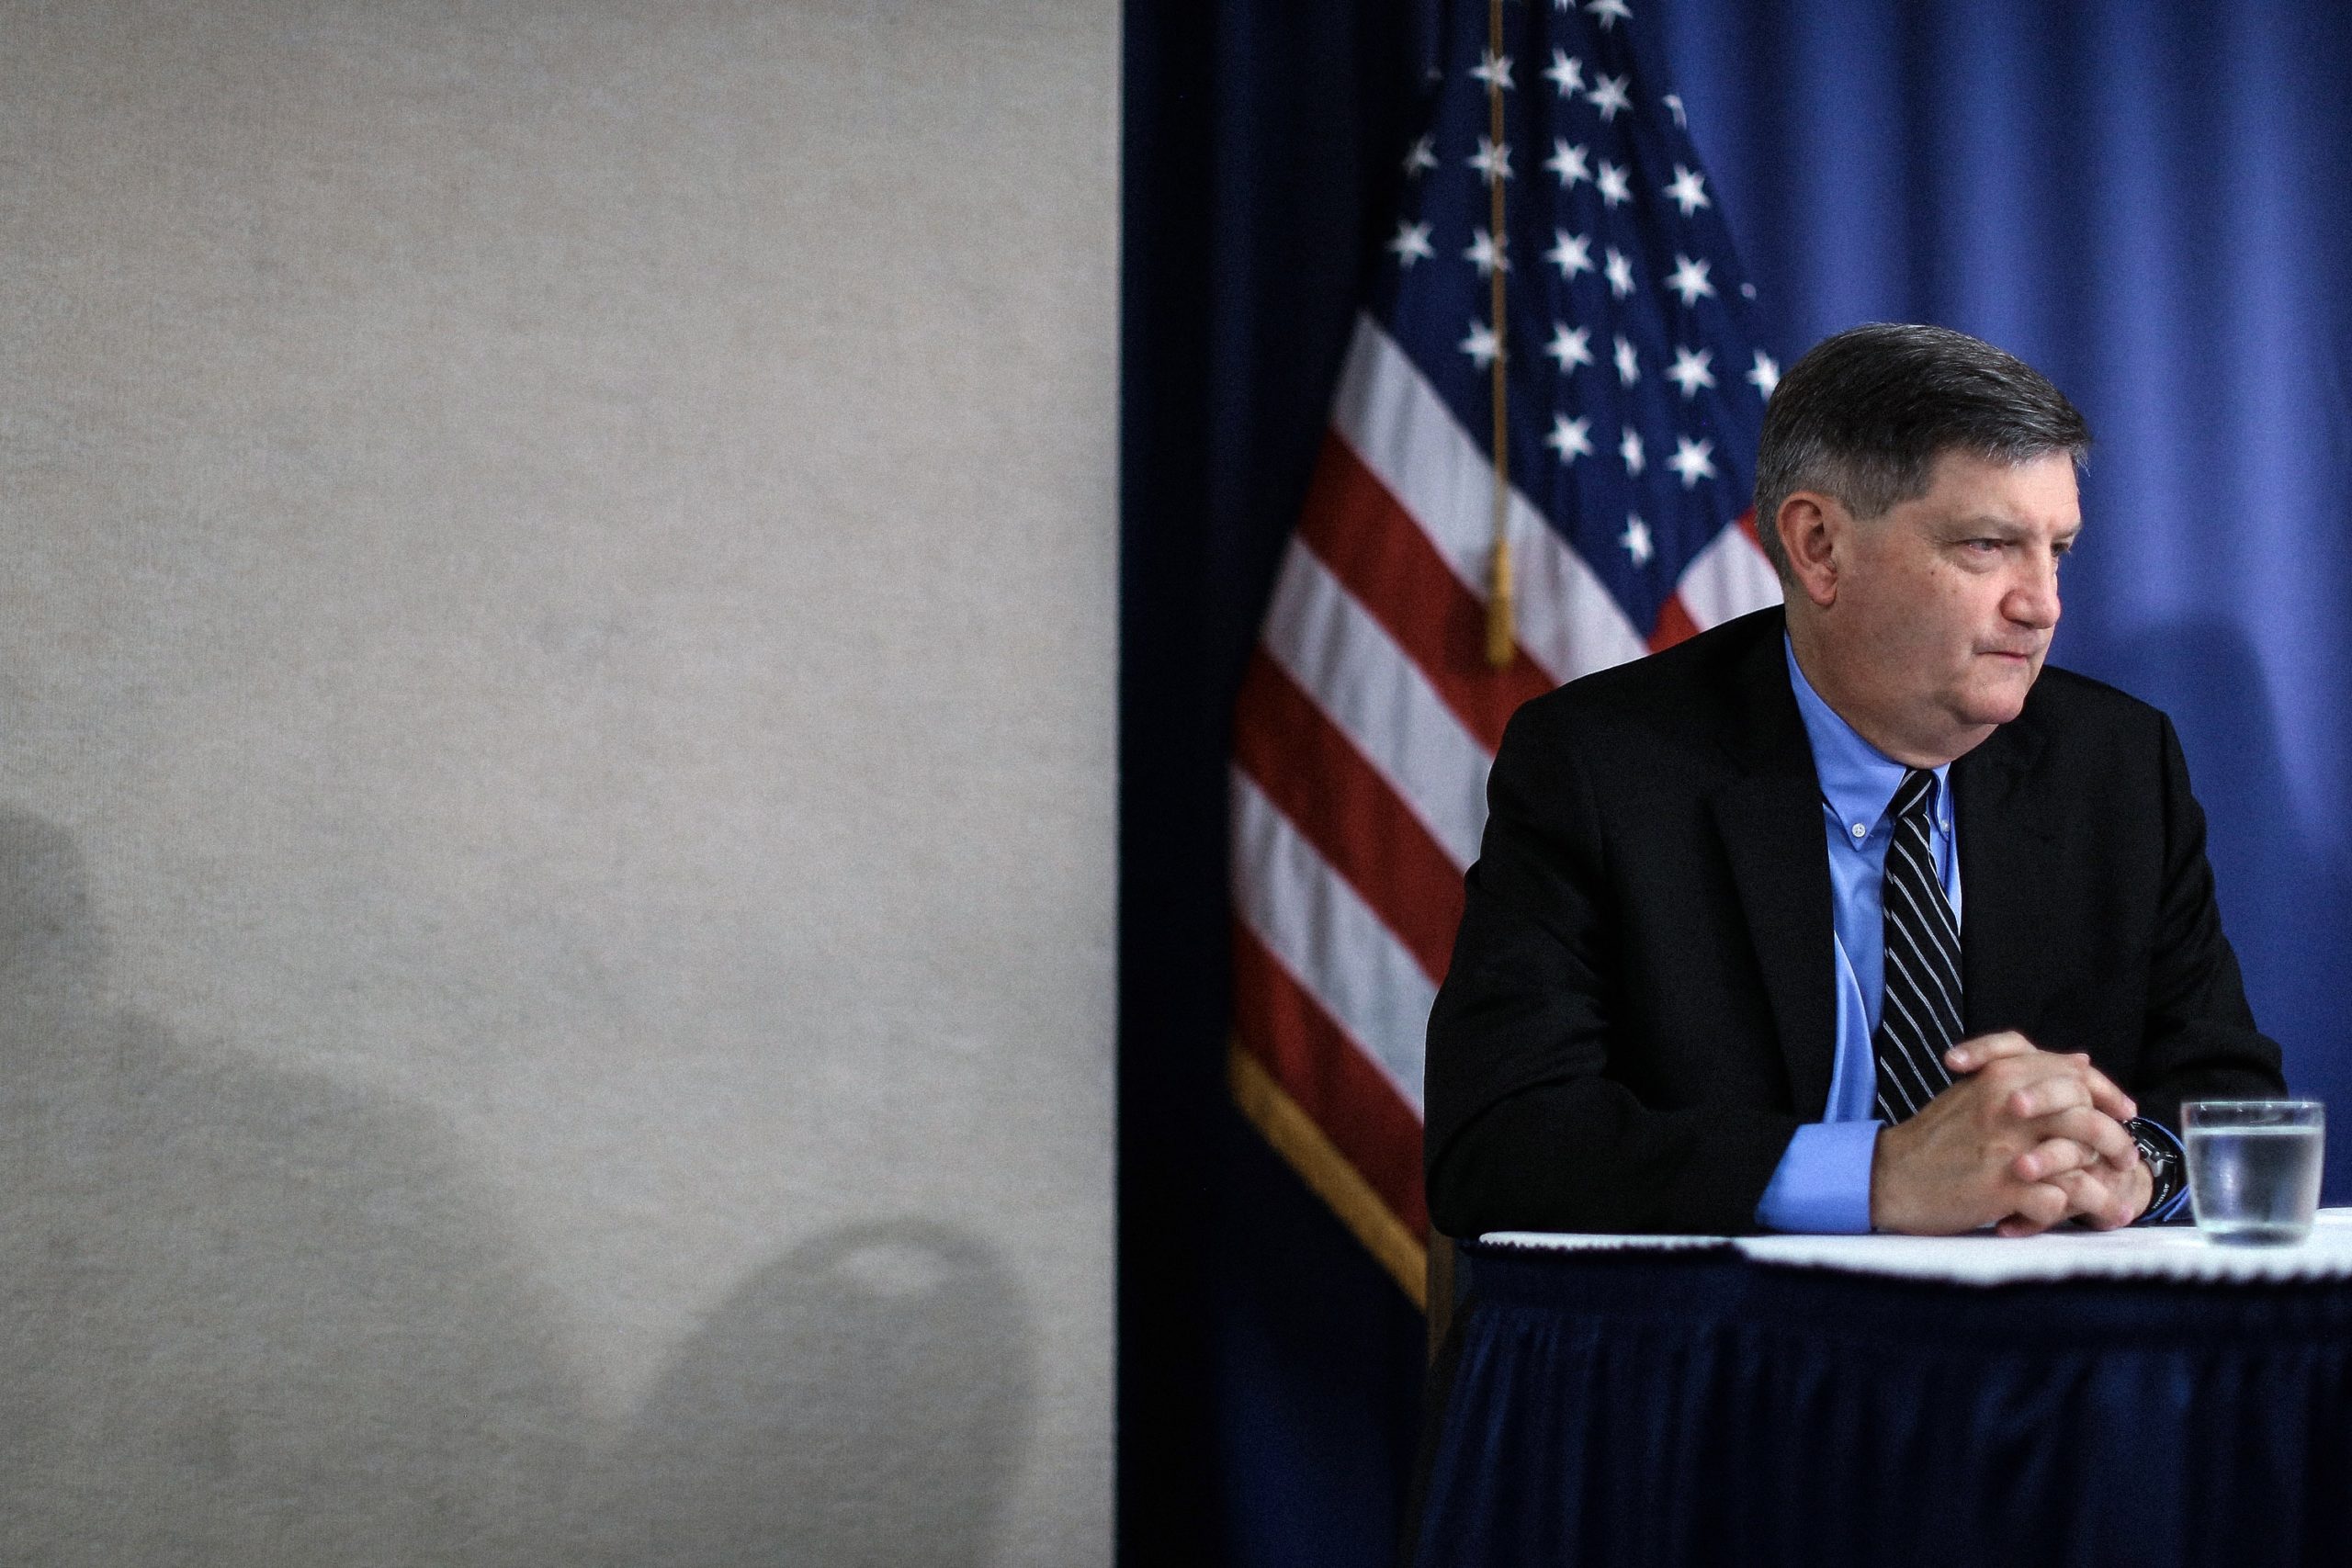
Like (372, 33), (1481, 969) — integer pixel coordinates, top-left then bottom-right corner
(1260, 540), (1490, 870)
(1876, 996), (1946, 1110)
(1231, 769), (1434, 1110)
(1882, 879), (1956, 1001)
(1884, 939), (1962, 1049)
(1674, 513), (1784, 631)
(1883, 1001), (1955, 1104)
(1876, 1060), (1920, 1119)
(1885, 929), (1962, 1043)
(1895, 826), (1963, 947)
(1327, 315), (1648, 685)
(1887, 864), (1962, 973)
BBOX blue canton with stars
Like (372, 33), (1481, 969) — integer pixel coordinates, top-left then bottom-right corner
(1370, 0), (1777, 638)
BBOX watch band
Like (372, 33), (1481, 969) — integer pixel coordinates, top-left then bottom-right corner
(2125, 1116), (2188, 1223)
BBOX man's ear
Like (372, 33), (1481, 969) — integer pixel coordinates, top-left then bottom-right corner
(1777, 492), (1841, 609)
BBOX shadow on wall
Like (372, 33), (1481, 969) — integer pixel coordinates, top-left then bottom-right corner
(580, 1223), (1035, 1568)
(0, 808), (1035, 1566)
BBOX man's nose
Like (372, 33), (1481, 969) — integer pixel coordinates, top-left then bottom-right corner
(2005, 555), (2063, 628)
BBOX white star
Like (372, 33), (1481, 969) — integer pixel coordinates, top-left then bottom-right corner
(1544, 322), (1595, 371)
(1548, 413), (1594, 463)
(1403, 135), (1438, 176)
(1460, 320), (1499, 368)
(1620, 426), (1646, 475)
(1603, 246), (1634, 299)
(1470, 49), (1515, 93)
(1469, 135), (1515, 186)
(1587, 73), (1632, 121)
(1545, 229), (1595, 278)
(1747, 348), (1781, 396)
(1545, 49), (1586, 97)
(1664, 92), (1688, 129)
(1387, 220), (1435, 267)
(1597, 159), (1632, 207)
(1666, 344), (1717, 398)
(1464, 227), (1510, 276)
(1588, 0), (1634, 33)
(1668, 435), (1717, 489)
(1664, 253), (1716, 306)
(1620, 513), (1654, 566)
(1545, 138), (1593, 187)
(1612, 333), (1639, 386)
(1664, 164), (1711, 217)
(1741, 282), (1758, 299)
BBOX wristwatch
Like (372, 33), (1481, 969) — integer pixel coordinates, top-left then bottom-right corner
(2125, 1117), (2186, 1219)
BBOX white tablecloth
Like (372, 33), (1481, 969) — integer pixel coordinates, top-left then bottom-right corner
(1480, 1206), (2352, 1285)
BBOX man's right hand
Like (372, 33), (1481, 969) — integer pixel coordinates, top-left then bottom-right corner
(1867, 1031), (2143, 1236)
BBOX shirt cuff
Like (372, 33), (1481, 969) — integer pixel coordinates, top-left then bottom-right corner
(1756, 1120), (1881, 1234)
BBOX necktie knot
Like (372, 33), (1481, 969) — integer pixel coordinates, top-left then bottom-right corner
(1891, 767), (1938, 826)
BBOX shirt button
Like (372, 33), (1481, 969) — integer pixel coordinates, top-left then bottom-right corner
(1850, 822), (1867, 840)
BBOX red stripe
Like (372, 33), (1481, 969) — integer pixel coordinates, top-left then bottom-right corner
(1295, 432), (1554, 753)
(1735, 504), (1764, 553)
(1648, 592), (1700, 652)
(1232, 649), (1464, 983)
(1231, 921), (1430, 1235)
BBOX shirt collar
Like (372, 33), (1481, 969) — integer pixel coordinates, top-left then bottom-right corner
(1783, 635), (1951, 839)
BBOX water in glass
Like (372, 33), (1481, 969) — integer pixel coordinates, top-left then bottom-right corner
(2186, 1123), (2324, 1245)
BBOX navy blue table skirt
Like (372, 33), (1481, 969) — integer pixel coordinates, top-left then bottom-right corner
(1408, 1243), (2352, 1568)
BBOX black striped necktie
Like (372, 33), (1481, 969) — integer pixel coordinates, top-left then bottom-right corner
(1874, 768), (1962, 1122)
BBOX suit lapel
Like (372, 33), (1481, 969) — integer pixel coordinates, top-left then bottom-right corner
(1707, 626), (1839, 1117)
(1953, 707), (2055, 1036)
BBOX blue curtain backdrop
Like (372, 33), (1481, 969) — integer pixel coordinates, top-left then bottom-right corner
(1118, 2), (2352, 1563)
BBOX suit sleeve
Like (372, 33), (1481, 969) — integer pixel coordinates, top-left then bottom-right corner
(1422, 705), (1801, 1237)
(2127, 712), (2288, 1128)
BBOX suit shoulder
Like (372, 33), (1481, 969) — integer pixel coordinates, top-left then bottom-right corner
(2023, 662), (2172, 741)
(1504, 605), (1784, 748)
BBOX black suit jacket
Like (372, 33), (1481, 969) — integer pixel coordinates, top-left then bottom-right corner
(1423, 605), (2287, 1236)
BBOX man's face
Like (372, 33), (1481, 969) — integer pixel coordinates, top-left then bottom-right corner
(1809, 448), (2081, 765)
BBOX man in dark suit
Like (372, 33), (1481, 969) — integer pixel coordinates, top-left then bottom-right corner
(1424, 323), (2287, 1238)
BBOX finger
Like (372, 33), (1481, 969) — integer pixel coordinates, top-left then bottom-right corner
(2065, 1055), (2138, 1123)
(2011, 1136), (2094, 1183)
(2041, 1107), (2138, 1169)
(2113, 1160), (2155, 1226)
(1996, 1181), (2071, 1236)
(2002, 1072), (2092, 1122)
(2051, 1168), (2133, 1230)
(1945, 1031), (2034, 1074)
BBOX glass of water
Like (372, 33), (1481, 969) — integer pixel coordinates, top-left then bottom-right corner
(2184, 1100), (2325, 1246)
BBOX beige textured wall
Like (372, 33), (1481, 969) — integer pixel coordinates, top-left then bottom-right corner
(0, 1), (1115, 1562)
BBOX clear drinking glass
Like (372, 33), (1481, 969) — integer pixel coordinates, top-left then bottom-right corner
(2183, 1100), (2325, 1246)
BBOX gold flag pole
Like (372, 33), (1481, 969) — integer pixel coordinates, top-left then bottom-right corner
(1482, 0), (1514, 669)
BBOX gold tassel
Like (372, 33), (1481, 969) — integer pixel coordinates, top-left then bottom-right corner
(1486, 537), (1514, 668)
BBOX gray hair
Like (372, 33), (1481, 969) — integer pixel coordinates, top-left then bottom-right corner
(1752, 323), (2091, 581)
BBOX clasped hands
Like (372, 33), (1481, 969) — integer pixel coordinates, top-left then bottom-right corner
(1868, 1032), (2152, 1236)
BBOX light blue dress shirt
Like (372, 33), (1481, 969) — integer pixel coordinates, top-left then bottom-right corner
(1755, 639), (1961, 1234)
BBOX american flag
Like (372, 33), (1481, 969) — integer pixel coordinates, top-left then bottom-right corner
(1227, 0), (1781, 1303)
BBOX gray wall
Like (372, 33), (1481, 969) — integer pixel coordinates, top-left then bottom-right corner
(0, 1), (1115, 1562)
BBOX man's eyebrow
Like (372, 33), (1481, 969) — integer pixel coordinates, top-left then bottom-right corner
(1945, 514), (2082, 541)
